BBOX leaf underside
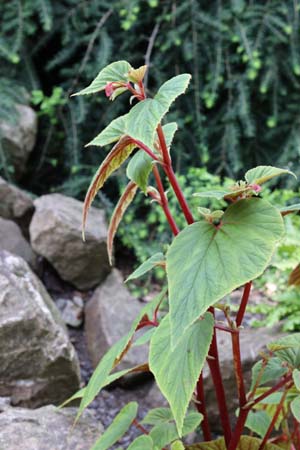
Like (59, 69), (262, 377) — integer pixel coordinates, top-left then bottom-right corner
(245, 165), (296, 185)
(167, 198), (284, 346)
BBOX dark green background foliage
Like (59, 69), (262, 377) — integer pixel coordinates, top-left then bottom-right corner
(1, 0), (300, 194)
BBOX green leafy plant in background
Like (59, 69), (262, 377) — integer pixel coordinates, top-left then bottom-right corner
(66, 61), (300, 449)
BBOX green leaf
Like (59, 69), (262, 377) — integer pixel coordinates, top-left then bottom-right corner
(194, 188), (248, 201)
(91, 402), (138, 450)
(149, 411), (202, 448)
(126, 435), (153, 450)
(250, 357), (287, 390)
(293, 369), (300, 390)
(87, 114), (129, 147)
(171, 441), (185, 450)
(73, 61), (132, 96)
(244, 410), (271, 438)
(126, 74), (191, 149)
(280, 203), (300, 214)
(268, 333), (300, 367)
(77, 290), (166, 420)
(142, 407), (174, 425)
(167, 198), (284, 345)
(186, 436), (283, 449)
(149, 313), (213, 435)
(125, 253), (165, 282)
(162, 122), (178, 150)
(245, 166), (296, 185)
(291, 395), (300, 421)
(132, 328), (156, 347)
(126, 150), (153, 193)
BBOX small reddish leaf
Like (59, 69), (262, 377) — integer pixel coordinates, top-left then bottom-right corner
(107, 181), (138, 265)
(82, 136), (136, 239)
(288, 264), (300, 286)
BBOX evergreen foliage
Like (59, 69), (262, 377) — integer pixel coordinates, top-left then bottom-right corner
(1, 0), (300, 193)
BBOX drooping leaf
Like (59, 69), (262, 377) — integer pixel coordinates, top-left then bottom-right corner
(291, 395), (300, 422)
(167, 198), (284, 345)
(193, 186), (253, 201)
(126, 436), (153, 450)
(126, 150), (153, 193)
(245, 166), (296, 185)
(73, 61), (132, 96)
(107, 181), (138, 265)
(293, 369), (300, 390)
(149, 312), (213, 435)
(126, 253), (165, 282)
(126, 74), (191, 149)
(244, 410), (271, 438)
(76, 290), (166, 421)
(83, 137), (136, 238)
(86, 114), (129, 147)
(250, 357), (287, 391)
(288, 264), (300, 286)
(149, 411), (202, 448)
(91, 402), (138, 450)
(268, 334), (300, 367)
(186, 436), (283, 449)
(280, 203), (300, 215)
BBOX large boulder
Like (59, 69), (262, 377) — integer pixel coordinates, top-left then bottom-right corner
(0, 218), (37, 270)
(0, 176), (34, 235)
(0, 105), (37, 179)
(0, 403), (103, 450)
(30, 193), (110, 290)
(85, 269), (147, 371)
(0, 251), (81, 407)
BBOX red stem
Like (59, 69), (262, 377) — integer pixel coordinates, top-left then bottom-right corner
(227, 408), (249, 450)
(248, 373), (292, 408)
(157, 124), (171, 165)
(152, 165), (179, 236)
(231, 331), (247, 407)
(196, 374), (212, 441)
(207, 320), (232, 446)
(258, 387), (290, 450)
(236, 282), (252, 327)
(164, 164), (194, 224)
(131, 139), (160, 161)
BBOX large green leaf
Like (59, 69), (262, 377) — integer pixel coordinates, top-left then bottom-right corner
(73, 61), (132, 96)
(76, 291), (166, 420)
(126, 150), (153, 193)
(250, 357), (287, 391)
(167, 198), (284, 345)
(245, 165), (296, 185)
(162, 122), (178, 150)
(268, 334), (300, 368)
(141, 407), (174, 425)
(291, 395), (300, 421)
(126, 253), (165, 282)
(87, 114), (129, 147)
(149, 312), (213, 435)
(126, 435), (154, 450)
(91, 402), (138, 450)
(186, 436), (284, 449)
(126, 74), (191, 149)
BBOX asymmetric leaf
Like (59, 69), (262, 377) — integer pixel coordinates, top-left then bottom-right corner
(245, 165), (296, 185)
(268, 333), (300, 367)
(250, 357), (287, 391)
(149, 312), (213, 435)
(107, 181), (138, 264)
(73, 61), (132, 96)
(167, 198), (284, 345)
(244, 410), (271, 438)
(126, 253), (165, 282)
(126, 74), (191, 149)
(82, 137), (136, 238)
(126, 435), (154, 450)
(87, 114), (129, 147)
(91, 402), (138, 450)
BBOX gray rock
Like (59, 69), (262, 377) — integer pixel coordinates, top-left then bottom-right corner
(0, 218), (37, 270)
(0, 176), (34, 235)
(202, 325), (284, 431)
(0, 404), (103, 450)
(56, 296), (84, 328)
(0, 105), (37, 179)
(0, 251), (80, 407)
(30, 193), (111, 290)
(85, 269), (147, 371)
